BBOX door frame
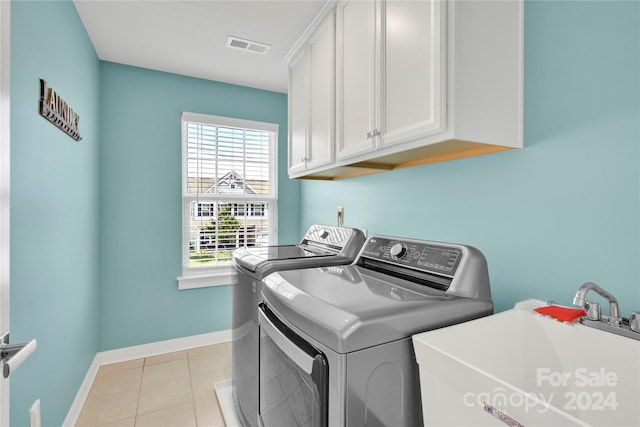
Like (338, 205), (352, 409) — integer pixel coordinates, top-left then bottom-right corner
(0, 0), (11, 424)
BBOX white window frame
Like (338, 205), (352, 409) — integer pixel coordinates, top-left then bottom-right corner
(178, 112), (278, 289)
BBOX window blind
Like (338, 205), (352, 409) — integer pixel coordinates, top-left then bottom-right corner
(182, 113), (277, 270)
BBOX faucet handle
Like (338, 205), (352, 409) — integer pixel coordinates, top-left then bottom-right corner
(584, 301), (601, 321)
(630, 312), (640, 333)
(608, 316), (622, 327)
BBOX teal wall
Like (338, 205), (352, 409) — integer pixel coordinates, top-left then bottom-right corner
(99, 62), (297, 351)
(300, 0), (640, 315)
(7, 0), (639, 424)
(10, 1), (101, 426)
(10, 1), (297, 424)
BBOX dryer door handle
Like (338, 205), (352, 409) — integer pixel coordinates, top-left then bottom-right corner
(258, 306), (314, 374)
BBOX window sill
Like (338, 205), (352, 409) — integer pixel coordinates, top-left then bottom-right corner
(177, 266), (238, 290)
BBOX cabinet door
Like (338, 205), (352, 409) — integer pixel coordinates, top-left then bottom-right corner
(380, 0), (445, 147)
(288, 49), (308, 176)
(336, 0), (377, 160)
(306, 12), (335, 170)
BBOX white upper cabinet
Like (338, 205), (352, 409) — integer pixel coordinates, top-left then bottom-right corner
(287, 0), (523, 180)
(307, 13), (335, 170)
(380, 0), (445, 147)
(336, 0), (445, 161)
(335, 0), (377, 160)
(287, 49), (308, 176)
(287, 11), (335, 176)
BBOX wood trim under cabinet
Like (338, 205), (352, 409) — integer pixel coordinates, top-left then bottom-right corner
(293, 139), (516, 180)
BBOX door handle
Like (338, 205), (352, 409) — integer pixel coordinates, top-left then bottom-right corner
(0, 333), (37, 378)
(258, 306), (314, 374)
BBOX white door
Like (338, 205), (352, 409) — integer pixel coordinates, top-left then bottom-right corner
(287, 49), (308, 176)
(0, 0), (11, 424)
(335, 0), (377, 160)
(380, 0), (446, 147)
(306, 11), (335, 170)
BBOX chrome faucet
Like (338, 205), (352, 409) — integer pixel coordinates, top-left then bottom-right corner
(573, 281), (621, 323)
(572, 282), (640, 340)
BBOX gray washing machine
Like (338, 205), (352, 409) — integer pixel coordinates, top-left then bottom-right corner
(232, 224), (365, 427)
(258, 235), (494, 427)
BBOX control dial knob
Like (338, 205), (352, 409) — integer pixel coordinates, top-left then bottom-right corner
(389, 243), (407, 259)
(319, 229), (330, 239)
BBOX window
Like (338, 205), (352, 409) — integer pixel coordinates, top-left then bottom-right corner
(197, 203), (215, 217)
(179, 112), (278, 289)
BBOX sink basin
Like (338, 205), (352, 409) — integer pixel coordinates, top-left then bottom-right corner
(412, 299), (640, 427)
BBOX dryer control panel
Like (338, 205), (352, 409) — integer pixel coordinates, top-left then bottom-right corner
(301, 224), (364, 252)
(356, 235), (491, 300)
(360, 236), (462, 277)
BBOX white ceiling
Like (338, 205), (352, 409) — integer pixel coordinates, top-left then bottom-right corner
(73, 0), (327, 93)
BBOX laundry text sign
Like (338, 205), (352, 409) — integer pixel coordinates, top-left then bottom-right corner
(39, 79), (82, 141)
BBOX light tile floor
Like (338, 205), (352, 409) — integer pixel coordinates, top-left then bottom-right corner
(75, 342), (231, 427)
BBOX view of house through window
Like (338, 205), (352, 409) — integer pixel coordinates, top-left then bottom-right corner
(182, 113), (277, 271)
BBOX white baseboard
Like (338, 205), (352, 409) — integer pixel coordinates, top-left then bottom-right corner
(63, 330), (232, 426)
(63, 357), (101, 427)
(214, 379), (241, 427)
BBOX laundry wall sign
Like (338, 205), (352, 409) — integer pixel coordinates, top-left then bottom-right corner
(39, 79), (82, 141)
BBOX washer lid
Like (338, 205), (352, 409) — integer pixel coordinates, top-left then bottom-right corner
(237, 244), (331, 263)
(232, 224), (366, 276)
(262, 266), (493, 354)
(233, 244), (335, 273)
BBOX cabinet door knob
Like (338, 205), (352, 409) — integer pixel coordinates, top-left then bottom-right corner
(366, 131), (372, 139)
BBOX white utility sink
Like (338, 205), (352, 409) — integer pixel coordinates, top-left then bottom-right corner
(412, 299), (640, 427)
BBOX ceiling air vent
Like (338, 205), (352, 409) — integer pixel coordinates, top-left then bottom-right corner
(226, 36), (271, 55)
